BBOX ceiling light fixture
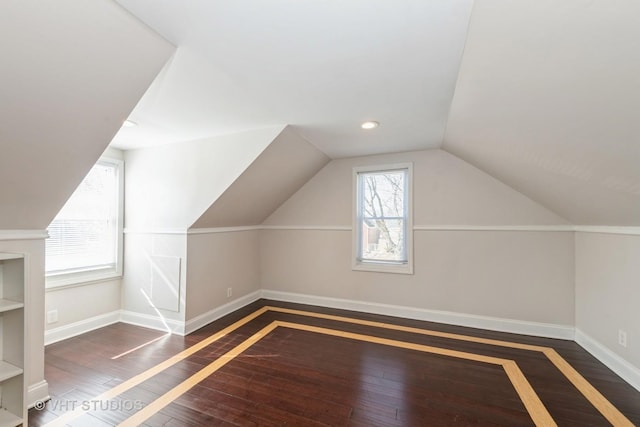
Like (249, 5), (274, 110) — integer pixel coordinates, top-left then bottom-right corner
(123, 119), (138, 127)
(361, 121), (379, 130)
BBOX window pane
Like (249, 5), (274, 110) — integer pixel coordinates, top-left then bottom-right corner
(361, 170), (405, 219)
(357, 168), (408, 264)
(46, 162), (119, 274)
(359, 218), (406, 262)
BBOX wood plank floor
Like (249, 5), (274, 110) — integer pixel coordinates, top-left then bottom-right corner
(29, 300), (640, 426)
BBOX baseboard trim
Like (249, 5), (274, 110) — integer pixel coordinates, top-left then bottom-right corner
(119, 310), (184, 335)
(45, 311), (121, 345)
(261, 289), (575, 340)
(27, 380), (50, 408)
(184, 290), (263, 335)
(575, 329), (640, 392)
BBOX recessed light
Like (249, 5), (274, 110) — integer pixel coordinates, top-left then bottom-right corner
(361, 121), (379, 130)
(123, 119), (138, 127)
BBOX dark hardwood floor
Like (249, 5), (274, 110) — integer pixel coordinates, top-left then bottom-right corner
(29, 300), (640, 426)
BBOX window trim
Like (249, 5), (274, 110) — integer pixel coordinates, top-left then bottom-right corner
(45, 156), (124, 289)
(352, 162), (413, 275)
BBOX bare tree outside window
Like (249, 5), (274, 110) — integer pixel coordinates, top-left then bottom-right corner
(357, 169), (407, 263)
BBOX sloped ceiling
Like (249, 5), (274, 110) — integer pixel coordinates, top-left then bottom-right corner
(444, 0), (640, 225)
(110, 0), (474, 158)
(191, 126), (329, 228)
(0, 0), (174, 229)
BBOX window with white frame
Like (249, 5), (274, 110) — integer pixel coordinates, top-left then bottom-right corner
(46, 157), (124, 286)
(353, 164), (413, 274)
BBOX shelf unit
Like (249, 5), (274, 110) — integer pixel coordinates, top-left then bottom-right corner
(0, 253), (26, 427)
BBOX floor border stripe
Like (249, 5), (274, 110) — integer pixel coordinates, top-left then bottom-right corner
(43, 304), (633, 427)
(119, 321), (556, 427)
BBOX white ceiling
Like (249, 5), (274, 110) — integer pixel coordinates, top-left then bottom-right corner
(109, 0), (639, 226)
(0, 0), (173, 229)
(110, 0), (474, 158)
(443, 0), (640, 225)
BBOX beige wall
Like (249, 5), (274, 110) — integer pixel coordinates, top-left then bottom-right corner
(44, 280), (120, 331)
(575, 232), (640, 368)
(261, 149), (575, 326)
(192, 127), (330, 228)
(185, 231), (261, 320)
(265, 149), (569, 226)
(260, 229), (575, 325)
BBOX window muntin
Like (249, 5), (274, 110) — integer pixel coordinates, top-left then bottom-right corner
(46, 158), (123, 284)
(354, 164), (412, 274)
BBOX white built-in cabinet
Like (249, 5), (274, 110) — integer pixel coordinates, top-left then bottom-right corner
(0, 253), (26, 427)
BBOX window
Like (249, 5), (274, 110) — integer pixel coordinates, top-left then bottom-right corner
(353, 163), (413, 274)
(46, 157), (124, 286)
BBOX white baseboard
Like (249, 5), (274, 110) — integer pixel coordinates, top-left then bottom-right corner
(575, 329), (640, 392)
(184, 290), (262, 335)
(45, 311), (121, 345)
(261, 289), (575, 340)
(42, 291), (263, 344)
(119, 310), (185, 335)
(27, 380), (50, 408)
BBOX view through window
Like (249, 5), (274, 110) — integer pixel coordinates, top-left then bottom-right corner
(356, 167), (409, 264)
(46, 159), (122, 279)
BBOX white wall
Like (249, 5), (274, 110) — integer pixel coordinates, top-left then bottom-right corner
(121, 232), (187, 327)
(121, 128), (282, 330)
(186, 231), (260, 320)
(575, 232), (640, 374)
(192, 126), (330, 228)
(44, 280), (120, 332)
(261, 149), (576, 327)
(124, 127), (283, 230)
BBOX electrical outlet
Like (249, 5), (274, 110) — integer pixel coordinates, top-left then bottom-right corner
(47, 309), (58, 324)
(227, 287), (233, 298)
(618, 330), (627, 348)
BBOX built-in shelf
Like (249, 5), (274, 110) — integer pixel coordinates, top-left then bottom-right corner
(0, 361), (22, 383)
(0, 300), (23, 314)
(0, 408), (23, 427)
(0, 253), (26, 426)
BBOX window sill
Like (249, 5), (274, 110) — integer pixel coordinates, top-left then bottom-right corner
(352, 261), (413, 275)
(45, 269), (122, 291)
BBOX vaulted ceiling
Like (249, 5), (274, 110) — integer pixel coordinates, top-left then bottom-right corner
(110, 0), (474, 158)
(443, 0), (640, 225)
(2, 0), (638, 229)
(111, 0), (640, 226)
(0, 0), (174, 229)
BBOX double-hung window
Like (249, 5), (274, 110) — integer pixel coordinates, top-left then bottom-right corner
(46, 157), (124, 287)
(353, 163), (413, 274)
